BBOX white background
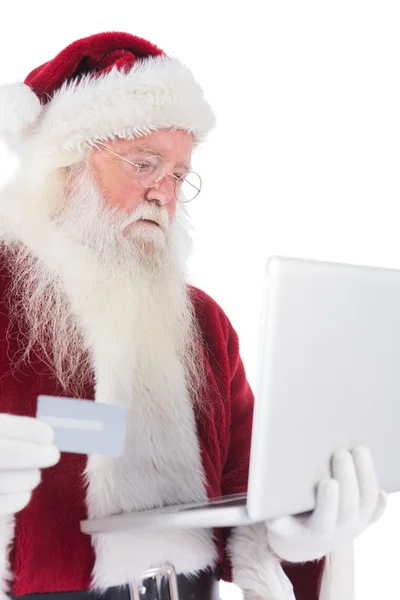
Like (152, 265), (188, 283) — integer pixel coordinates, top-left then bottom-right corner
(0, 2), (399, 598)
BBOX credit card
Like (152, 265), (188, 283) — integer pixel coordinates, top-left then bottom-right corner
(37, 395), (128, 456)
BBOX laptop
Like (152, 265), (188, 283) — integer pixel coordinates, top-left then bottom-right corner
(80, 255), (400, 535)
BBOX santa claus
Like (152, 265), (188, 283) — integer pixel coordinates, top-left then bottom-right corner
(0, 32), (386, 600)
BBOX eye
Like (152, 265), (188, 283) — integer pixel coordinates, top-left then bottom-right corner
(123, 157), (150, 168)
(137, 156), (161, 172)
(121, 157), (141, 169)
(137, 161), (152, 171)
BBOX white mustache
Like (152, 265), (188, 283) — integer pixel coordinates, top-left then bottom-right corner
(120, 204), (170, 233)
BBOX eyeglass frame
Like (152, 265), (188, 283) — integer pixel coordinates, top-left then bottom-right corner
(95, 142), (202, 203)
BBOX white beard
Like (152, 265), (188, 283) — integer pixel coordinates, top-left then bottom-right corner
(1, 158), (217, 585)
(3, 161), (204, 403)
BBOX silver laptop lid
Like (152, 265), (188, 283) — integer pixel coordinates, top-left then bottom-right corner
(247, 256), (400, 522)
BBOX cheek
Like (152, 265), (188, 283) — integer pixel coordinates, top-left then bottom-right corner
(101, 178), (144, 214)
(89, 153), (144, 214)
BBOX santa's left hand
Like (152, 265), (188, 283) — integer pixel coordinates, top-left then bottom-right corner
(266, 446), (387, 563)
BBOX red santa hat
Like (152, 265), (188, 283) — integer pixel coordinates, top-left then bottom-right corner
(0, 31), (215, 156)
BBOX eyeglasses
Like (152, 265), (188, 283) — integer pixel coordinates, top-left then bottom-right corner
(96, 143), (202, 203)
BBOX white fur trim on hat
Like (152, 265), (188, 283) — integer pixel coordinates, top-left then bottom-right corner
(28, 55), (215, 157)
(0, 83), (42, 149)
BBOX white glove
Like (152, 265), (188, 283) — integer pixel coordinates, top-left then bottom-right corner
(0, 413), (60, 515)
(266, 446), (387, 563)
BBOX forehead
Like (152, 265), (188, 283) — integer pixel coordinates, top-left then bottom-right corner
(103, 129), (193, 161)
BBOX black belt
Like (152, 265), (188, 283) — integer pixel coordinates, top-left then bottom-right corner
(9, 568), (219, 600)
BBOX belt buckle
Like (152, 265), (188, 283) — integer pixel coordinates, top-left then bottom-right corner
(129, 563), (179, 600)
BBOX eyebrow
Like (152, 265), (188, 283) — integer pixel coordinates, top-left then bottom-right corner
(132, 144), (192, 171)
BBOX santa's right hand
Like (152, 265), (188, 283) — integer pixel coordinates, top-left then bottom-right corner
(0, 413), (60, 515)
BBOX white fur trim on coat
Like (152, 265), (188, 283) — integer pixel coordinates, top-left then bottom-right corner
(319, 544), (355, 600)
(228, 524), (355, 600)
(84, 345), (217, 587)
(227, 523), (295, 599)
(7, 56), (215, 157)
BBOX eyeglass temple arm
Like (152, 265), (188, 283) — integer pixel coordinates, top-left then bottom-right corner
(97, 142), (200, 191)
(96, 142), (141, 168)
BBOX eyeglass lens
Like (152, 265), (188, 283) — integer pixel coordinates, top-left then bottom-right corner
(137, 156), (201, 202)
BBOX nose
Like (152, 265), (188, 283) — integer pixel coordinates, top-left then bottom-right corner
(144, 173), (177, 210)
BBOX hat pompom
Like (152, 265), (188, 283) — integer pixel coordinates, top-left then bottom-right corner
(0, 82), (42, 148)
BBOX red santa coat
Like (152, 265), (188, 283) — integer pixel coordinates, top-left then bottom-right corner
(0, 262), (324, 598)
